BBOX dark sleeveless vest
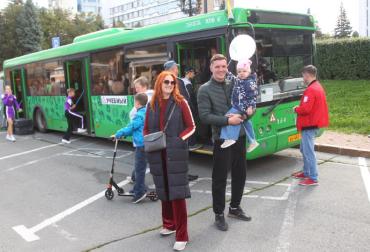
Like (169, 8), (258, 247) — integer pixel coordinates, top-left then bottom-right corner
(145, 97), (191, 201)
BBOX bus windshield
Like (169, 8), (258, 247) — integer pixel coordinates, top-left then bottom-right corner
(234, 28), (313, 102)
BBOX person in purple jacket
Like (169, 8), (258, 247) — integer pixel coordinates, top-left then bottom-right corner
(61, 88), (86, 144)
(2, 85), (21, 142)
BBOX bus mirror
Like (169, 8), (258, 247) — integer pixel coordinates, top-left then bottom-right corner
(229, 34), (256, 61)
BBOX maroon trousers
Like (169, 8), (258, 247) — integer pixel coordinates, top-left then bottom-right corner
(162, 199), (188, 241)
(160, 151), (188, 242)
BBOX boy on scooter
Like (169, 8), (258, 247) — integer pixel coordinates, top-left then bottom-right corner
(112, 93), (148, 203)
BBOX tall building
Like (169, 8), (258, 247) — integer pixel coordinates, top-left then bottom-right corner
(77, 0), (102, 16)
(103, 0), (233, 28)
(359, 0), (369, 36)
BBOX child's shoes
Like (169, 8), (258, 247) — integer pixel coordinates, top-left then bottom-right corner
(221, 139), (236, 148)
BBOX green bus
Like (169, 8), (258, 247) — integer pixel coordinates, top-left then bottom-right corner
(2, 8), (316, 159)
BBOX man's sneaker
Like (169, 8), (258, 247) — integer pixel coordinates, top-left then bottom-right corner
(61, 139), (71, 144)
(160, 228), (176, 236)
(189, 143), (203, 151)
(77, 128), (87, 133)
(228, 206), (252, 221)
(299, 178), (318, 186)
(10, 135), (16, 142)
(247, 141), (259, 153)
(291, 171), (306, 179)
(132, 192), (146, 204)
(215, 214), (228, 231)
(221, 139), (236, 148)
(173, 241), (187, 251)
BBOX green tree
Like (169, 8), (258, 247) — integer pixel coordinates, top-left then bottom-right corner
(352, 31), (359, 37)
(0, 13), (5, 70)
(179, 0), (202, 16)
(38, 7), (73, 49)
(15, 0), (43, 54)
(334, 2), (352, 38)
(1, 1), (24, 61)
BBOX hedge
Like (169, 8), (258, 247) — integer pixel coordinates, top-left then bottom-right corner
(315, 38), (370, 80)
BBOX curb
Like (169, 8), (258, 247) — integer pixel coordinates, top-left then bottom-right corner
(315, 144), (370, 158)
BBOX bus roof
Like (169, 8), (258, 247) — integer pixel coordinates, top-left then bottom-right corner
(3, 8), (315, 69)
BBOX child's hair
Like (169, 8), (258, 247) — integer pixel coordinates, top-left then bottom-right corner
(67, 88), (75, 94)
(135, 93), (148, 106)
(134, 76), (149, 89)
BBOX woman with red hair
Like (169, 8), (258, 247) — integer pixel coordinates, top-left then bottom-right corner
(144, 71), (195, 251)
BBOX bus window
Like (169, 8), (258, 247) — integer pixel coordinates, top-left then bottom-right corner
(25, 60), (65, 96)
(126, 43), (168, 89)
(91, 49), (128, 95)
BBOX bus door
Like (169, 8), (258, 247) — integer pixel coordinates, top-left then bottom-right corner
(64, 59), (92, 133)
(176, 37), (226, 147)
(10, 69), (26, 118)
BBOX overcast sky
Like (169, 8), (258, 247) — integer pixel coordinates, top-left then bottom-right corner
(0, 0), (359, 34)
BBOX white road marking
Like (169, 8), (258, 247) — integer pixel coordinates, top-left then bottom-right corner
(359, 157), (370, 203)
(0, 138), (80, 161)
(5, 143), (95, 172)
(62, 148), (133, 159)
(276, 179), (299, 252)
(13, 168), (150, 242)
(12, 178), (131, 242)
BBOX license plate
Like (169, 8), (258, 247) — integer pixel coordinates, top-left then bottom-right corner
(288, 133), (301, 142)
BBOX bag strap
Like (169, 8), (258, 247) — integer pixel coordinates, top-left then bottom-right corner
(163, 104), (176, 132)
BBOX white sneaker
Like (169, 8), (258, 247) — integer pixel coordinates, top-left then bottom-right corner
(221, 139), (236, 148)
(127, 176), (135, 184)
(62, 139), (71, 144)
(173, 241), (187, 251)
(247, 141), (259, 153)
(77, 128), (87, 133)
(6, 135), (15, 142)
(160, 228), (176, 236)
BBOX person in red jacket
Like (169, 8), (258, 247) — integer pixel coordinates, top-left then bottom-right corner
(292, 65), (329, 186)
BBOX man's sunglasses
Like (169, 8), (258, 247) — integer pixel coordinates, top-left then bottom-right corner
(163, 80), (176, 85)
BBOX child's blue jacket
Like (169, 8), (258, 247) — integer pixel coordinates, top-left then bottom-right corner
(115, 106), (146, 147)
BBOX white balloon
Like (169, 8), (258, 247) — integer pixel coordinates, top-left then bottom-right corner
(229, 35), (256, 61)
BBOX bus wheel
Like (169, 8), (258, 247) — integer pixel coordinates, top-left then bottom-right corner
(35, 109), (47, 133)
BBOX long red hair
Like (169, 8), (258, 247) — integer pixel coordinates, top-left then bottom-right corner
(150, 71), (183, 110)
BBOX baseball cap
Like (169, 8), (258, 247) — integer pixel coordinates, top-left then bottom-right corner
(184, 66), (195, 73)
(164, 60), (179, 70)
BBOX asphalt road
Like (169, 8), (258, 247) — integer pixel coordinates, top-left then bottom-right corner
(0, 131), (369, 252)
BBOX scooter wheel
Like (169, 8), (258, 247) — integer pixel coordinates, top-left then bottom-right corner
(117, 187), (124, 195)
(105, 189), (114, 200)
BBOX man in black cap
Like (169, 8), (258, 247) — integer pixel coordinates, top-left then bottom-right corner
(164, 60), (190, 102)
(164, 60), (199, 181)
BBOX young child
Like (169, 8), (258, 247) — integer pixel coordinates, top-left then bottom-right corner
(2, 85), (21, 142)
(112, 93), (148, 203)
(220, 59), (259, 152)
(62, 88), (86, 144)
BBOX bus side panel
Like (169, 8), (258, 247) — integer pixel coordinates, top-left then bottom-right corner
(91, 95), (134, 139)
(26, 96), (67, 131)
(275, 101), (301, 152)
(246, 108), (278, 160)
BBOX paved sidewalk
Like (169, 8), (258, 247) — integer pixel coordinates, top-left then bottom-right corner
(315, 130), (370, 158)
